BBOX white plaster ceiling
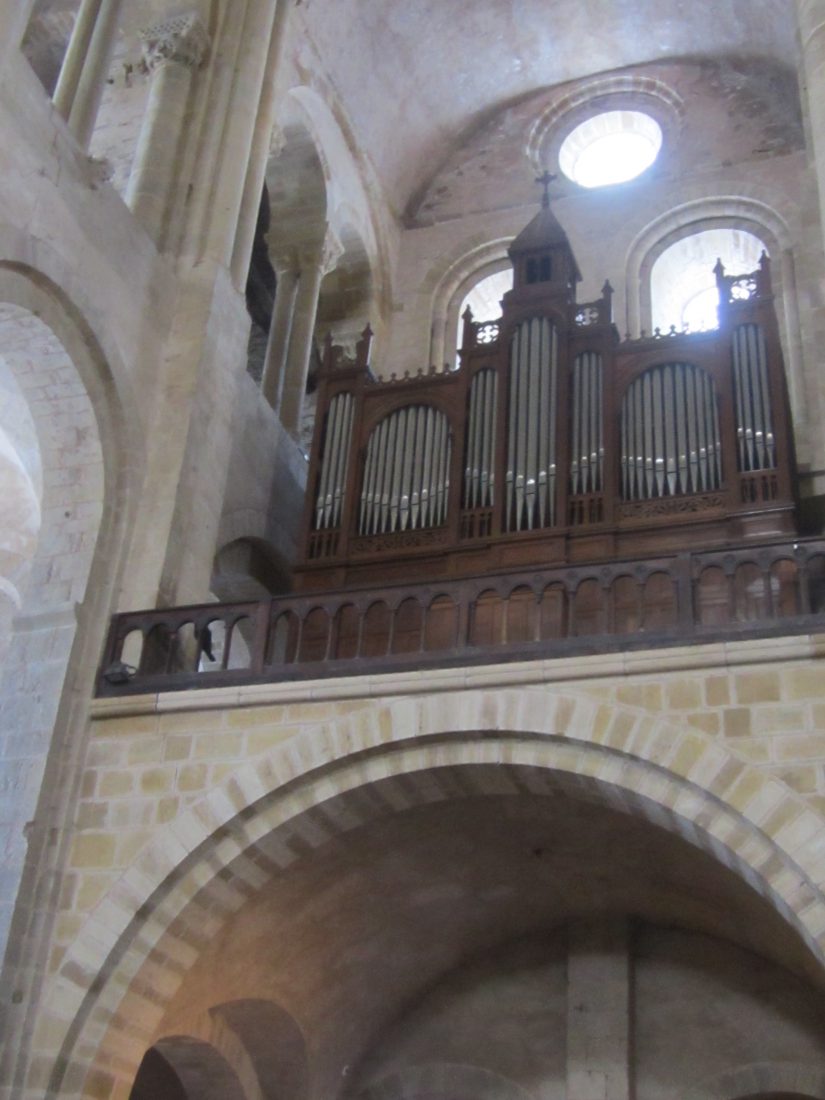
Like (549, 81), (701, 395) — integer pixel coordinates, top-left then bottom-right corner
(294, 0), (799, 211)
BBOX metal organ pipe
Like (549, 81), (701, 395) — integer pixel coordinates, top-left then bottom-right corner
(359, 405), (452, 535)
(570, 352), (603, 496)
(464, 369), (498, 508)
(621, 363), (722, 500)
(314, 392), (354, 529)
(733, 324), (775, 472)
(506, 318), (558, 531)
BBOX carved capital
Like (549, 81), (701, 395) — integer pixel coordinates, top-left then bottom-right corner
(141, 12), (210, 72)
(268, 245), (299, 278)
(300, 229), (343, 276)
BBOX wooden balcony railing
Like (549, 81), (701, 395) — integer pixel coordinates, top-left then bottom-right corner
(97, 536), (825, 696)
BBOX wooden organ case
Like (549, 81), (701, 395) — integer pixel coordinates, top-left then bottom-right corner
(295, 200), (797, 595)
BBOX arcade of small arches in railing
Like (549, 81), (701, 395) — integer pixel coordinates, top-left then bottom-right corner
(98, 538), (825, 694)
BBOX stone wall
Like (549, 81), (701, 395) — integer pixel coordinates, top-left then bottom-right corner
(17, 633), (825, 1097)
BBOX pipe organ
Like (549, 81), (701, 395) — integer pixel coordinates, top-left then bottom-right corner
(620, 362), (722, 501)
(296, 201), (796, 591)
(359, 404), (452, 536)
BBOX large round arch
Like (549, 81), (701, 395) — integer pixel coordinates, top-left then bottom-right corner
(0, 241), (141, 1094)
(32, 689), (825, 1098)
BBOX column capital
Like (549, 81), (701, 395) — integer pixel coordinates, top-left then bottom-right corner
(266, 241), (300, 277)
(299, 229), (344, 277)
(141, 11), (210, 72)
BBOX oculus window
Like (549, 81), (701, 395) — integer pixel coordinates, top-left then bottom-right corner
(559, 110), (662, 188)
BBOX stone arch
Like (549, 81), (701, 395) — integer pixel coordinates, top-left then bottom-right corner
(0, 242), (140, 1087)
(426, 236), (513, 370)
(626, 197), (792, 332)
(269, 90), (386, 380)
(525, 73), (685, 175)
(212, 535), (291, 602)
(623, 196), (805, 429)
(283, 86), (387, 321)
(130, 1036), (246, 1100)
(267, 97), (330, 247)
(211, 999), (310, 1100)
(40, 692), (825, 1097)
(684, 1062), (825, 1100)
(0, 259), (134, 622)
(317, 215), (374, 364)
(0, 302), (103, 621)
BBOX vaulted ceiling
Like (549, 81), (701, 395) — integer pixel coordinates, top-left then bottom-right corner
(294, 0), (800, 211)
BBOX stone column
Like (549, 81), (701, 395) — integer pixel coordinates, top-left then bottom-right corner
(798, 1), (825, 231)
(125, 13), (209, 247)
(261, 248), (300, 410)
(280, 231), (343, 436)
(566, 919), (631, 1100)
(230, 1), (292, 287)
(795, 0), (825, 477)
(52, 0), (125, 149)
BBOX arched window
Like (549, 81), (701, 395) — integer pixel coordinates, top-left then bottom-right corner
(559, 110), (662, 188)
(651, 228), (767, 333)
(457, 269), (512, 354)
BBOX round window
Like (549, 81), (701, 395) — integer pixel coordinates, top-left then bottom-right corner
(559, 110), (662, 188)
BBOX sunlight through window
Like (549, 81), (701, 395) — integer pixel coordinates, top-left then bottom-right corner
(651, 228), (767, 334)
(559, 111), (662, 188)
(457, 269), (513, 351)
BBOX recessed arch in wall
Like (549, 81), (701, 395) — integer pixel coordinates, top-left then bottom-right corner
(263, 91), (383, 406)
(624, 198), (805, 436)
(426, 238), (513, 371)
(650, 227), (768, 333)
(0, 246), (139, 1094)
(41, 698), (825, 1098)
(0, 303), (104, 624)
(130, 1037), (246, 1100)
(212, 536), (291, 602)
(457, 267), (513, 353)
(273, 87), (386, 325)
(317, 216), (374, 355)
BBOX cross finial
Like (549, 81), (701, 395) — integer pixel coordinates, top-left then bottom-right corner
(535, 170), (556, 208)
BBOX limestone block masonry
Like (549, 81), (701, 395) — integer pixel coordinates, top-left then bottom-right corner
(17, 634), (825, 1097)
